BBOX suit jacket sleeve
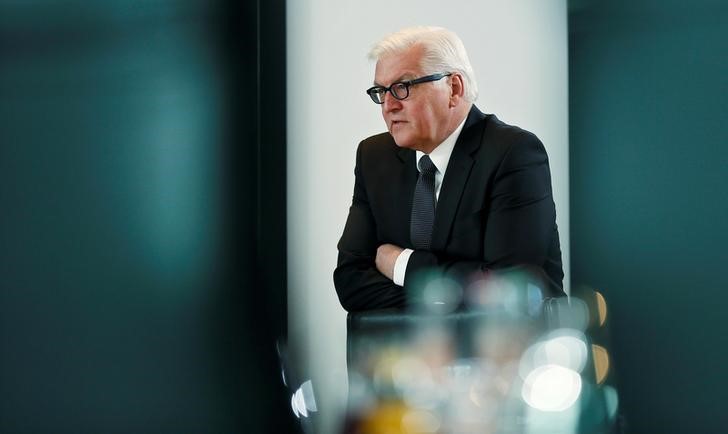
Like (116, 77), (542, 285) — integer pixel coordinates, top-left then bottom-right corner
(334, 143), (407, 312)
(405, 130), (564, 295)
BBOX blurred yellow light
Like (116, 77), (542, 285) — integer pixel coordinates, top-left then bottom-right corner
(359, 400), (409, 434)
(401, 409), (441, 433)
(595, 291), (608, 326)
(592, 344), (610, 384)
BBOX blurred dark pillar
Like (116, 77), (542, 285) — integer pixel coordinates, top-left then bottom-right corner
(569, 0), (728, 432)
(0, 1), (293, 432)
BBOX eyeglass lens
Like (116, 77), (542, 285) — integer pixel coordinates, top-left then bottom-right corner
(370, 83), (408, 104)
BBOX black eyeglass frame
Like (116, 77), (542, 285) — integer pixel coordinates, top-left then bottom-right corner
(366, 72), (452, 104)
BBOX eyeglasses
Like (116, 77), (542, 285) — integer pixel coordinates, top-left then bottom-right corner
(366, 72), (452, 104)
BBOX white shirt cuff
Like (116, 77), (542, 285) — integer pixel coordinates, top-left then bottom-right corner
(393, 248), (414, 286)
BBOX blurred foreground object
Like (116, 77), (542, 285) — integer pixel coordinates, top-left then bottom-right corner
(0, 1), (294, 432)
(342, 271), (623, 433)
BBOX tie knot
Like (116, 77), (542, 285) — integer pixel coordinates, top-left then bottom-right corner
(418, 155), (437, 175)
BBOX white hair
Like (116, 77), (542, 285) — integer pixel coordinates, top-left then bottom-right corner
(368, 26), (479, 102)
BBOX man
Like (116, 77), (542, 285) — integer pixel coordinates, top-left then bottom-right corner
(334, 27), (564, 312)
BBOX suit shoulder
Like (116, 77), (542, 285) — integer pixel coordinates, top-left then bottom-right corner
(357, 132), (399, 160)
(482, 117), (547, 164)
(360, 132), (395, 149)
(485, 115), (542, 148)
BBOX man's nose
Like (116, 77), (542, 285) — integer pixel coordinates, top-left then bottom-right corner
(382, 91), (402, 112)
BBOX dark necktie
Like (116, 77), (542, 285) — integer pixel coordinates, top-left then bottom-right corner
(410, 155), (437, 250)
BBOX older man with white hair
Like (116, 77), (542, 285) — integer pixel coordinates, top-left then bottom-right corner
(334, 26), (564, 312)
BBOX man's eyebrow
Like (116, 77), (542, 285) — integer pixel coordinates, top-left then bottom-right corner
(373, 74), (416, 87)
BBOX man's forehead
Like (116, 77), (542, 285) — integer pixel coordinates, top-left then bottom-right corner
(373, 49), (423, 84)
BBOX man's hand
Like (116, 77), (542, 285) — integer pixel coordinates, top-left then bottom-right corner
(375, 243), (403, 281)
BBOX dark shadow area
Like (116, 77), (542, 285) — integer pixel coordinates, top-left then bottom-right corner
(0, 1), (294, 432)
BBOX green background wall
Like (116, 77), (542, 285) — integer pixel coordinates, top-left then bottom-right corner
(0, 1), (293, 432)
(569, 0), (728, 432)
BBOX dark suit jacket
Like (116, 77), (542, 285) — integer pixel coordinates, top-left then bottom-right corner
(334, 105), (564, 312)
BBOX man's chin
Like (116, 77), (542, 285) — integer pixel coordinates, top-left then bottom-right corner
(394, 142), (416, 150)
(391, 134), (415, 149)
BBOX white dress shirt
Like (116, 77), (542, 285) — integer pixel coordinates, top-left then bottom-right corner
(392, 117), (467, 286)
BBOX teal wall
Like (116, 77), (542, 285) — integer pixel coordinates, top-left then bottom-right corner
(569, 0), (728, 432)
(0, 2), (293, 432)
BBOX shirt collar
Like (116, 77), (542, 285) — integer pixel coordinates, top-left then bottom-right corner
(415, 117), (467, 174)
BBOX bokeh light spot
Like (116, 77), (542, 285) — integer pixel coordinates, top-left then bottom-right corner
(521, 365), (582, 412)
(592, 344), (610, 384)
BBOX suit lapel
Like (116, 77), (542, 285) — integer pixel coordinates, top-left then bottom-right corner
(431, 106), (486, 250)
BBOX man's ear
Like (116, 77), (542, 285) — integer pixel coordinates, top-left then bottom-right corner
(449, 73), (465, 107)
